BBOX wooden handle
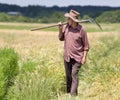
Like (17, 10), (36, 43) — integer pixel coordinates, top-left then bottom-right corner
(30, 20), (90, 31)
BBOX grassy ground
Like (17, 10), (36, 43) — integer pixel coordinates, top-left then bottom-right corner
(0, 22), (120, 100)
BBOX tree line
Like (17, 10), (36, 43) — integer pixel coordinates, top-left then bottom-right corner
(0, 3), (120, 23)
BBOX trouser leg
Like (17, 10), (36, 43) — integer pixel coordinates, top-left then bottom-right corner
(70, 59), (81, 96)
(64, 60), (72, 93)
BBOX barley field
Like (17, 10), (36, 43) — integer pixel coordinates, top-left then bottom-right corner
(0, 22), (120, 100)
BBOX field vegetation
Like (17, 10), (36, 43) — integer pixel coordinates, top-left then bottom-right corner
(0, 22), (120, 100)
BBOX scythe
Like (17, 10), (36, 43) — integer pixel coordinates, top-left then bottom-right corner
(30, 19), (103, 31)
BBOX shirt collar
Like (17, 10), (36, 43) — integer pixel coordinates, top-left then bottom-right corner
(68, 24), (81, 31)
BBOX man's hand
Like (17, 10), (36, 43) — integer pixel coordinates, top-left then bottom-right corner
(81, 57), (86, 65)
(58, 21), (63, 30)
(81, 51), (88, 65)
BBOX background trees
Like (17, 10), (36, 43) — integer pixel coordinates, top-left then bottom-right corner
(0, 3), (120, 23)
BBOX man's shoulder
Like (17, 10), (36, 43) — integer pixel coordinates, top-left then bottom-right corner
(77, 24), (83, 29)
(78, 24), (86, 32)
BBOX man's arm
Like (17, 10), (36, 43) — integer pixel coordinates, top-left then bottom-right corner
(81, 51), (88, 65)
(81, 27), (90, 65)
(58, 22), (65, 41)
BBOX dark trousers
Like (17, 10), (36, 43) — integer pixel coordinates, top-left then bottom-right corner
(64, 58), (81, 96)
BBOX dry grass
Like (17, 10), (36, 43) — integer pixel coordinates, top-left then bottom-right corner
(0, 28), (116, 66)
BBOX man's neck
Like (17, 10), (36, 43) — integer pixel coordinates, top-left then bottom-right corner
(71, 22), (78, 28)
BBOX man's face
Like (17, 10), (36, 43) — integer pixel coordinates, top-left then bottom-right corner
(67, 17), (73, 25)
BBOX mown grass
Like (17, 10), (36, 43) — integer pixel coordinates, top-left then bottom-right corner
(0, 22), (120, 100)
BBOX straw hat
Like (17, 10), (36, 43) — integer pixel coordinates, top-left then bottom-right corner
(64, 9), (80, 22)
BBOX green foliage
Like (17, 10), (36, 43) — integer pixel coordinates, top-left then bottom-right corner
(0, 12), (65, 23)
(38, 11), (65, 23)
(82, 15), (91, 20)
(0, 48), (19, 99)
(96, 10), (120, 23)
(0, 13), (34, 23)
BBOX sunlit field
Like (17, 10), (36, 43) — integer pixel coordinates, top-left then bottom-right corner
(0, 22), (120, 100)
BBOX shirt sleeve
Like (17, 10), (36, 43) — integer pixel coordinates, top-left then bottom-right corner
(58, 25), (67, 41)
(81, 27), (90, 51)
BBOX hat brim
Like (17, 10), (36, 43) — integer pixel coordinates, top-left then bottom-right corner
(64, 13), (80, 23)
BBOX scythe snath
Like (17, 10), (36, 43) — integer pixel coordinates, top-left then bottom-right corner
(30, 19), (103, 31)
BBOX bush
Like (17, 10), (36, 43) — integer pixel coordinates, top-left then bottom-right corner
(0, 48), (19, 99)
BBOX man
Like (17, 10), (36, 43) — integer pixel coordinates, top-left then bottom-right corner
(58, 9), (90, 96)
